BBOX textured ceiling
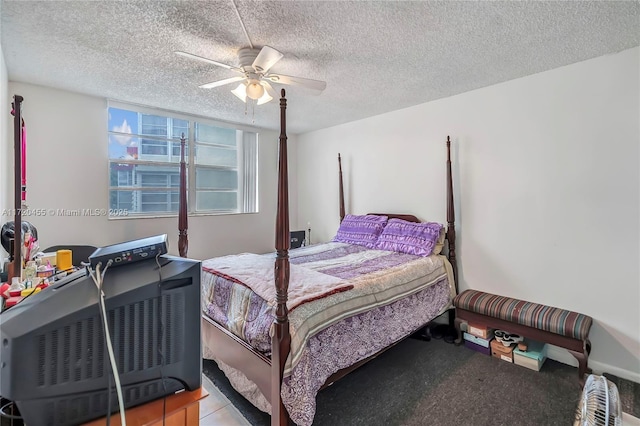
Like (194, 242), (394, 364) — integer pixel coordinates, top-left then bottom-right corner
(1, 1), (639, 134)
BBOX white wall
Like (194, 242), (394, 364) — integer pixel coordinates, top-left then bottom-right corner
(297, 47), (640, 381)
(6, 82), (298, 261)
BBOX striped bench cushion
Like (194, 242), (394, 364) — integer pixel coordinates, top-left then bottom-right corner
(453, 290), (592, 341)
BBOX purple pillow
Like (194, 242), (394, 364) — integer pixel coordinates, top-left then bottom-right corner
(374, 218), (443, 257)
(333, 214), (388, 248)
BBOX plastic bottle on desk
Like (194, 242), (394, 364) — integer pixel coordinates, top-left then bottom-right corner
(8, 276), (24, 293)
(24, 261), (37, 282)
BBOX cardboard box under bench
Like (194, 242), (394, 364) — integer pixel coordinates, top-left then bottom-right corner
(490, 338), (515, 363)
(463, 332), (492, 355)
(513, 340), (547, 371)
(466, 322), (494, 339)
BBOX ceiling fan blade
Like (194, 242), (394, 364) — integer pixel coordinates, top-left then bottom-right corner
(252, 46), (284, 73)
(199, 76), (246, 89)
(175, 51), (241, 72)
(266, 73), (326, 92)
(261, 81), (277, 99)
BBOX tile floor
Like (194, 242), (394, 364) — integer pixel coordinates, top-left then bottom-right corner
(199, 374), (252, 425)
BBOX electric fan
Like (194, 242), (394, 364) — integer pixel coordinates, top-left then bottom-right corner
(574, 374), (622, 426)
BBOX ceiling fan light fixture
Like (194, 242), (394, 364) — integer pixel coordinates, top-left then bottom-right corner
(246, 81), (264, 100)
(256, 90), (273, 105)
(231, 83), (247, 102)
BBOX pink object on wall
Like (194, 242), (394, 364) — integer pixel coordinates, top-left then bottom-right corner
(21, 120), (26, 202)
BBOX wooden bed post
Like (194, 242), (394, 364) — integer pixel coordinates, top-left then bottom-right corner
(272, 89), (292, 426)
(446, 136), (457, 288)
(178, 133), (188, 257)
(338, 153), (345, 222)
(9, 95), (24, 282)
(446, 136), (458, 332)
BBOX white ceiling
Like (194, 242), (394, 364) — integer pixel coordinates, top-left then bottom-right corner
(1, 1), (639, 134)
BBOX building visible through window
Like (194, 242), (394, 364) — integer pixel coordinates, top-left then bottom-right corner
(107, 103), (259, 217)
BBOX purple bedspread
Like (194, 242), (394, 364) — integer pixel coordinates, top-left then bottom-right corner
(282, 278), (450, 425)
(202, 242), (453, 426)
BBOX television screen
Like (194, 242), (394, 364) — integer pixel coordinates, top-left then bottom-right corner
(0, 251), (201, 425)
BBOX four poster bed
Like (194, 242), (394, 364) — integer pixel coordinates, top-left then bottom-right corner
(178, 90), (459, 426)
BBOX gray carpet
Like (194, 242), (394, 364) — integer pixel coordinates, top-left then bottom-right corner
(604, 372), (640, 418)
(203, 336), (587, 425)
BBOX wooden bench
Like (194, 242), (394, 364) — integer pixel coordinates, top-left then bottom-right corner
(453, 289), (592, 386)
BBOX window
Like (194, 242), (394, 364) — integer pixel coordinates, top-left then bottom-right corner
(108, 103), (258, 217)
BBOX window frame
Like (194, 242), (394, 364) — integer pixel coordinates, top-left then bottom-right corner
(107, 100), (260, 219)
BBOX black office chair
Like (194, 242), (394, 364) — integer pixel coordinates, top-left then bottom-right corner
(42, 245), (98, 267)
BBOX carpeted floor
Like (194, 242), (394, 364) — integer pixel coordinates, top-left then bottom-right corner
(203, 336), (586, 426)
(604, 372), (640, 418)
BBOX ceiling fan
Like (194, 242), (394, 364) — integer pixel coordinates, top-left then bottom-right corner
(176, 46), (326, 105)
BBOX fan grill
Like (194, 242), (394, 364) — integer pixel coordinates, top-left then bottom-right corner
(575, 375), (621, 426)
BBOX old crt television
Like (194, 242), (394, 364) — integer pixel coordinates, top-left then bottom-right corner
(0, 249), (202, 425)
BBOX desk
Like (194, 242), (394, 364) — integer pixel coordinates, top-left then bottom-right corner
(84, 387), (208, 426)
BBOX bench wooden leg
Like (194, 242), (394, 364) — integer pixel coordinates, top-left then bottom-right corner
(568, 349), (587, 387)
(570, 339), (593, 388)
(453, 317), (463, 346)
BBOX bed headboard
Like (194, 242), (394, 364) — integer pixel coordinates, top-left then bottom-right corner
(367, 213), (420, 223)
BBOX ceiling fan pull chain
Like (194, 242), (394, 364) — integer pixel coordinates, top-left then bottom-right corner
(251, 102), (256, 124)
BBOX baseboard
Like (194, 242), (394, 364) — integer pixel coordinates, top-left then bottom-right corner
(545, 345), (640, 384)
(623, 412), (640, 425)
(591, 361), (640, 384)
